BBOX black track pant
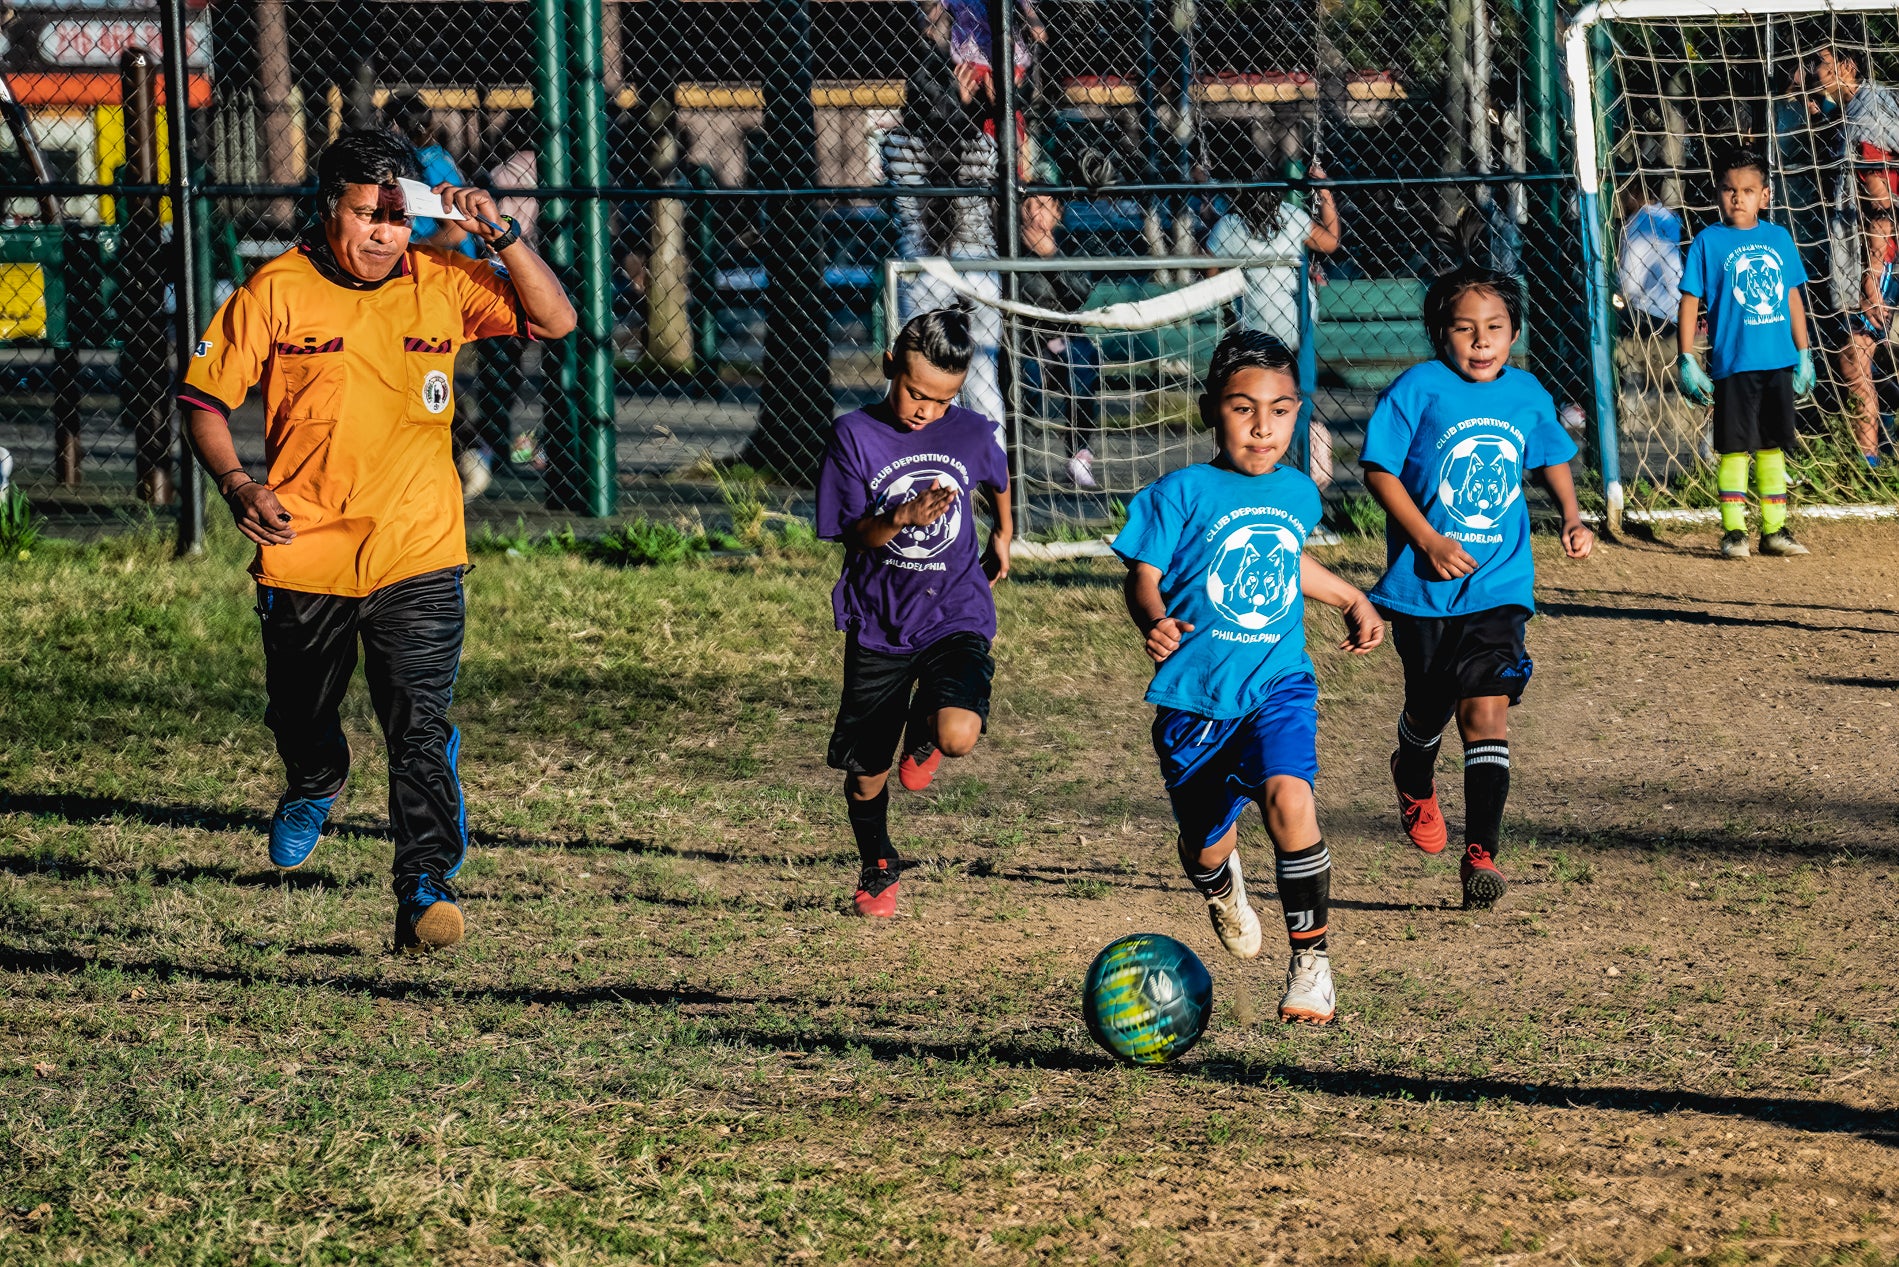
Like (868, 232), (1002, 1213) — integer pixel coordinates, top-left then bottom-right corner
(256, 566), (467, 885)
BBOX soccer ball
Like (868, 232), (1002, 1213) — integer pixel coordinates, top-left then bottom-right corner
(1082, 933), (1213, 1065)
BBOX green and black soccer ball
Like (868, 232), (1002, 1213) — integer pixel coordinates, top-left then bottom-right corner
(1082, 932), (1213, 1065)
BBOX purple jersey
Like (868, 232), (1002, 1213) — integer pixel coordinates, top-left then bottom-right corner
(817, 402), (1010, 655)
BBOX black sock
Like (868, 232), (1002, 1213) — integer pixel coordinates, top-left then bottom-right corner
(1394, 713), (1443, 798)
(1180, 844), (1234, 900)
(1463, 740), (1510, 854)
(847, 787), (894, 870)
(1276, 840), (1330, 954)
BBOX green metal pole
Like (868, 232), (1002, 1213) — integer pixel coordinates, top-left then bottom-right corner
(568, 0), (616, 518)
(535, 0), (583, 513)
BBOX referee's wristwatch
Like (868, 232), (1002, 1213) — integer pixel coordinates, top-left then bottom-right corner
(484, 215), (521, 255)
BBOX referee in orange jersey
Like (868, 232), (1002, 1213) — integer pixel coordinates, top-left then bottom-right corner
(178, 130), (575, 951)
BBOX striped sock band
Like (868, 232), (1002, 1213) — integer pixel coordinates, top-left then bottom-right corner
(1463, 741), (1511, 853)
(1394, 714), (1443, 798)
(1276, 841), (1331, 952)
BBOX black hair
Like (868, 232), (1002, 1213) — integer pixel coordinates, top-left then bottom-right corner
(1713, 146), (1769, 184)
(890, 307), (973, 375)
(1201, 328), (1297, 403)
(1233, 171), (1286, 239)
(1421, 213), (1523, 357)
(316, 129), (423, 216)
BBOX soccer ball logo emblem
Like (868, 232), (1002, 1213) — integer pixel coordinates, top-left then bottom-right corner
(1437, 431), (1522, 530)
(1204, 522), (1300, 631)
(880, 468), (963, 560)
(1730, 248), (1786, 318)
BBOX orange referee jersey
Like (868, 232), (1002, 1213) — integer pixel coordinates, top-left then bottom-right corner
(180, 244), (524, 597)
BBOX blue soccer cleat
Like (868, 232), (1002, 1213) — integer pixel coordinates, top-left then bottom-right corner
(269, 786), (343, 870)
(395, 874), (465, 952)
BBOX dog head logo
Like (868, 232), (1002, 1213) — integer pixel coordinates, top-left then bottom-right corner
(1730, 248), (1786, 319)
(1436, 430), (1522, 530)
(1205, 522), (1301, 631)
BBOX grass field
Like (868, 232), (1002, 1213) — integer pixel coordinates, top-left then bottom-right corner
(3, 518), (1898, 1265)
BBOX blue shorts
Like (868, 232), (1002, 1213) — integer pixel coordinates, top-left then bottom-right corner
(1151, 673), (1321, 850)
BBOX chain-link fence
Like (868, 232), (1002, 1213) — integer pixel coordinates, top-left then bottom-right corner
(1574, 4), (1899, 525)
(0, 0), (1592, 549)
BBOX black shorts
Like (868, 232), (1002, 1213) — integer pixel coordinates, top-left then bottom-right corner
(826, 631), (994, 775)
(1384, 604), (1533, 731)
(1713, 367), (1796, 454)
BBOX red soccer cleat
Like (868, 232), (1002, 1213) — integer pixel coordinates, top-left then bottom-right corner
(897, 744), (942, 791)
(1390, 751), (1448, 854)
(853, 858), (901, 919)
(1460, 843), (1507, 910)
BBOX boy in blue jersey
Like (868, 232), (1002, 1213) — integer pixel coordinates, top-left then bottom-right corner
(1115, 330), (1383, 1025)
(1678, 147), (1818, 559)
(1361, 263), (1594, 911)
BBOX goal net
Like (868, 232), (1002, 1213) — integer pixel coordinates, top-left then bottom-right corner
(1569, 0), (1899, 526)
(886, 253), (1317, 545)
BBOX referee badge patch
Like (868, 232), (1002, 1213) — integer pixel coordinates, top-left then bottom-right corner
(422, 370), (451, 415)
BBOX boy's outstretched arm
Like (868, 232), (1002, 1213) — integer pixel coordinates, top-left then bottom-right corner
(982, 485), (1013, 587)
(1124, 561), (1192, 663)
(1363, 467), (1477, 580)
(1533, 462), (1596, 559)
(1300, 554), (1384, 654)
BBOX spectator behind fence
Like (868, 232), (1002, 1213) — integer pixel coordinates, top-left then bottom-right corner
(1807, 45), (1899, 463)
(385, 94), (478, 260)
(1206, 164), (1341, 485)
(175, 129), (576, 951)
(1016, 187), (1103, 488)
(479, 113), (543, 470)
(1615, 188), (1684, 394)
(386, 93), (495, 498)
(882, 0), (1046, 448)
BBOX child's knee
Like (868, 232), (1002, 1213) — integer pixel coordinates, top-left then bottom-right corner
(845, 770), (889, 800)
(1262, 775), (1315, 831)
(1457, 695), (1510, 738)
(933, 708), (983, 757)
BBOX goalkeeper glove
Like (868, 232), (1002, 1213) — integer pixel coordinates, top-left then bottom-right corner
(1793, 347), (1816, 398)
(1678, 354), (1715, 405)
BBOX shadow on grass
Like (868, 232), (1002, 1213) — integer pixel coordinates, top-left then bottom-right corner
(1539, 599), (1897, 638)
(710, 1023), (1899, 1146)
(0, 941), (789, 1011)
(6, 936), (1892, 1147)
(0, 791), (731, 865)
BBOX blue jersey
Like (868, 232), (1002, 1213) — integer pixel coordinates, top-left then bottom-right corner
(1681, 221), (1807, 379)
(1112, 462), (1323, 720)
(1360, 360), (1578, 618)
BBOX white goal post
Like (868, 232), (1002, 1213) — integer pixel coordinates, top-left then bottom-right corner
(1564, 0), (1899, 533)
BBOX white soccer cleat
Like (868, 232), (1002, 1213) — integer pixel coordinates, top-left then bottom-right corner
(1203, 851), (1263, 960)
(1279, 948), (1336, 1025)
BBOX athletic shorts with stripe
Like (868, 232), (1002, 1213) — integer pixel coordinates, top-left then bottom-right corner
(1150, 672), (1321, 851)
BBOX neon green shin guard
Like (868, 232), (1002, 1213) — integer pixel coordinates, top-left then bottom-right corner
(1717, 452), (1751, 533)
(1755, 449), (1789, 535)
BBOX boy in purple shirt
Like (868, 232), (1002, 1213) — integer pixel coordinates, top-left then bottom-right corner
(817, 309), (1013, 918)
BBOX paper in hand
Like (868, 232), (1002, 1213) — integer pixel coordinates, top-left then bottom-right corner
(397, 177), (465, 221)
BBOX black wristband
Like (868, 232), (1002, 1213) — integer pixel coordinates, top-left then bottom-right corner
(218, 471), (253, 498)
(485, 216), (521, 255)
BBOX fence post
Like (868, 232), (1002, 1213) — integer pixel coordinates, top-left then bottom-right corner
(534, 0), (583, 513)
(119, 48), (175, 509)
(161, 0), (204, 557)
(1583, 22), (1622, 535)
(568, 0), (617, 518)
(990, 0), (1025, 535)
